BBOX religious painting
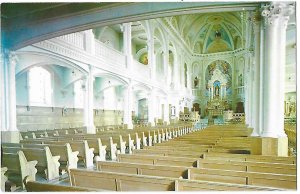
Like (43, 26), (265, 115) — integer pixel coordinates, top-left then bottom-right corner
(139, 53), (148, 65)
(206, 26), (233, 53)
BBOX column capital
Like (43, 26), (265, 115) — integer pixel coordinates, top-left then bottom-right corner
(8, 51), (18, 67)
(261, 2), (295, 26)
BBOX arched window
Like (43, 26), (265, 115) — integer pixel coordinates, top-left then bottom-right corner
(74, 79), (84, 108)
(28, 66), (52, 106)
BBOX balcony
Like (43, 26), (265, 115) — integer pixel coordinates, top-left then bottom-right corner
(132, 60), (151, 80)
(94, 40), (126, 69)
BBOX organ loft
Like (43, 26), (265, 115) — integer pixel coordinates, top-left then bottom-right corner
(0, 1), (297, 192)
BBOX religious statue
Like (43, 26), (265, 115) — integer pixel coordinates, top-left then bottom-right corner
(215, 85), (220, 96)
(194, 76), (199, 88)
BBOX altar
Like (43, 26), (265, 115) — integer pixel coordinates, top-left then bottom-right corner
(205, 60), (231, 119)
(207, 97), (229, 119)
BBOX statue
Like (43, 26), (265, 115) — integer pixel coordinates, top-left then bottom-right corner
(215, 85), (220, 96)
(194, 76), (199, 88)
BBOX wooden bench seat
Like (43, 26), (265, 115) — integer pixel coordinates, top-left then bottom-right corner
(202, 152), (296, 164)
(2, 151), (38, 189)
(2, 146), (60, 180)
(69, 168), (281, 191)
(23, 176), (101, 192)
(96, 161), (189, 178)
(197, 159), (296, 175)
(20, 140), (94, 168)
(69, 168), (176, 191)
(143, 145), (212, 153)
(175, 179), (280, 191)
(189, 168), (296, 189)
(132, 149), (204, 158)
(22, 143), (79, 171)
(117, 154), (198, 167)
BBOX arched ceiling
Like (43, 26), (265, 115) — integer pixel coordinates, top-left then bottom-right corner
(2, 2), (259, 50)
(165, 12), (244, 54)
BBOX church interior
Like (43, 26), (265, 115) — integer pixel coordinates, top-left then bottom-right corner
(0, 1), (297, 191)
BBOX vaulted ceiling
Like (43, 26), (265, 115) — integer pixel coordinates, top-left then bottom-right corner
(165, 12), (245, 54)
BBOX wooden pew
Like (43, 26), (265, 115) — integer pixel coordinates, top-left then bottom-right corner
(117, 154), (198, 167)
(175, 179), (281, 191)
(189, 168), (296, 189)
(2, 147), (60, 180)
(202, 152), (296, 164)
(96, 161), (189, 178)
(1, 167), (8, 191)
(132, 149), (203, 158)
(23, 176), (100, 192)
(69, 169), (281, 191)
(197, 159), (296, 175)
(22, 143), (79, 171)
(2, 151), (38, 189)
(142, 145), (210, 152)
(20, 140), (94, 168)
(69, 169), (176, 191)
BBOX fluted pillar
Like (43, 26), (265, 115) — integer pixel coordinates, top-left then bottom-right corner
(1, 51), (20, 143)
(123, 81), (133, 129)
(147, 34), (156, 81)
(260, 2), (294, 137)
(148, 90), (156, 126)
(163, 97), (170, 125)
(251, 11), (262, 136)
(123, 22), (133, 71)
(83, 66), (96, 134)
(248, 56), (254, 128)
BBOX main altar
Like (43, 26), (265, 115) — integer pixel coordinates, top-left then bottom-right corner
(207, 97), (229, 119)
(205, 60), (231, 119)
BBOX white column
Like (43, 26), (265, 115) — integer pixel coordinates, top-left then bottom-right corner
(244, 65), (250, 126)
(251, 12), (262, 136)
(260, 2), (294, 137)
(248, 56), (253, 128)
(148, 90), (156, 126)
(148, 34), (156, 81)
(163, 51), (169, 83)
(1, 52), (20, 143)
(163, 97), (170, 125)
(212, 86), (214, 100)
(123, 82), (133, 129)
(277, 12), (291, 137)
(8, 53), (18, 132)
(173, 50), (180, 90)
(83, 66), (96, 134)
(122, 23), (134, 130)
(123, 23), (133, 71)
(2, 52), (18, 129)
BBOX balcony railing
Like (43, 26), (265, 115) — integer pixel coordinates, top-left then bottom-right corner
(94, 40), (126, 68)
(56, 32), (85, 50)
(133, 60), (150, 79)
